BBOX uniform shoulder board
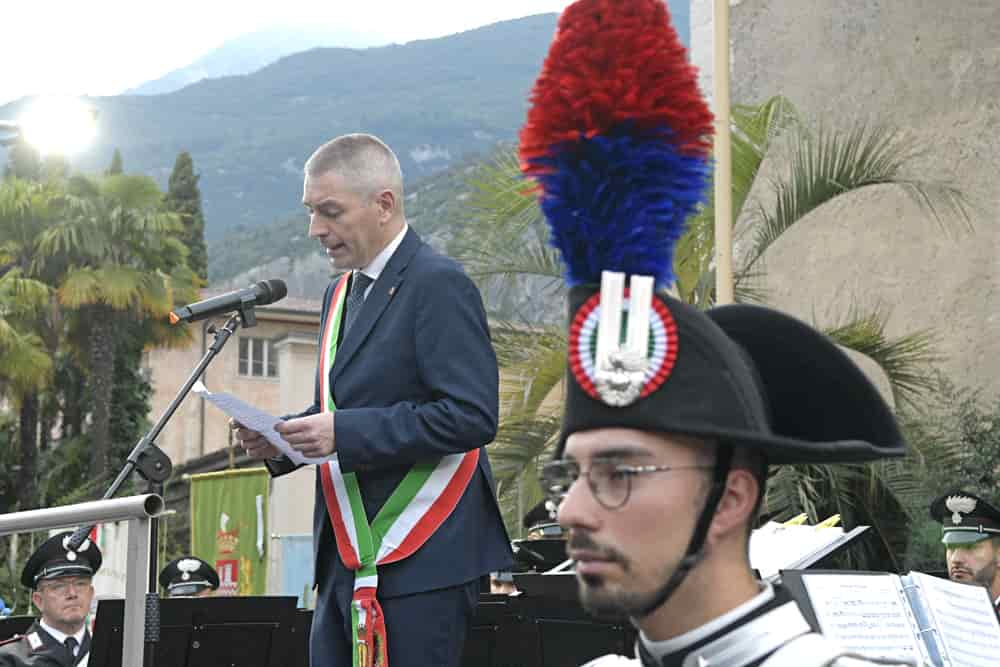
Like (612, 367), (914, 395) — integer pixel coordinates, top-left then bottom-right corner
(26, 632), (43, 650)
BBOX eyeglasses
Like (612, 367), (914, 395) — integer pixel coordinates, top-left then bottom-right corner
(541, 459), (713, 510)
(39, 578), (91, 595)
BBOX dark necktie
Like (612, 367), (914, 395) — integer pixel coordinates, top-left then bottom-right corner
(64, 636), (78, 662)
(343, 272), (373, 337)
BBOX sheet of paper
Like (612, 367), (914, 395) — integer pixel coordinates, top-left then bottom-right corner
(749, 522), (846, 579)
(909, 570), (1000, 667)
(801, 573), (924, 662)
(192, 381), (335, 466)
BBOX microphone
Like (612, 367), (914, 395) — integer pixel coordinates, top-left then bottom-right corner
(169, 279), (287, 324)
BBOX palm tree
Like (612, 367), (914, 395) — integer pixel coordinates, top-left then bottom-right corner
(0, 268), (53, 516)
(37, 173), (199, 480)
(0, 178), (64, 512)
(459, 97), (970, 547)
(0, 267), (51, 396)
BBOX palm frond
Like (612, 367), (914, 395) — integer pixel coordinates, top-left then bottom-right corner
(731, 96), (800, 223)
(100, 174), (165, 210)
(490, 322), (566, 503)
(495, 460), (547, 539)
(497, 347), (566, 418)
(0, 321), (52, 395)
(462, 147), (543, 238)
(95, 265), (147, 310)
(822, 306), (939, 409)
(676, 96), (800, 305)
(679, 264), (770, 310)
(0, 268), (50, 316)
(744, 123), (972, 273)
(137, 270), (173, 316)
(469, 242), (565, 282)
(489, 414), (562, 490)
(454, 147), (565, 317)
(56, 268), (102, 309)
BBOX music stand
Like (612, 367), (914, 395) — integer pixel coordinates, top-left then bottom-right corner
(90, 596), (299, 667)
(462, 594), (512, 666)
(536, 617), (634, 667)
(0, 616), (34, 641)
(511, 571), (579, 602)
(288, 609), (313, 667)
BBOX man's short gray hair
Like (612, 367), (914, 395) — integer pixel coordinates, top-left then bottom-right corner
(305, 133), (404, 200)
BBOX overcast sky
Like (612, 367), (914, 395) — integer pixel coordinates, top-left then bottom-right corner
(1, 0), (575, 105)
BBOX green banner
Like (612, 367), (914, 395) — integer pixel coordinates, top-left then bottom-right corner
(190, 468), (270, 596)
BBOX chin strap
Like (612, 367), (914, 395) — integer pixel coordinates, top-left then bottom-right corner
(634, 444), (734, 618)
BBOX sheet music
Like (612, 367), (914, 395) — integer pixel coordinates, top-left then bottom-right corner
(907, 570), (1000, 667)
(749, 522), (846, 579)
(801, 573), (925, 662)
(193, 381), (336, 465)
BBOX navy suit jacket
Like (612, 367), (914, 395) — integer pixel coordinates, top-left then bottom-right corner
(267, 228), (512, 598)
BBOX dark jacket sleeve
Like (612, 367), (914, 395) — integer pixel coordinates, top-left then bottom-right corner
(333, 266), (499, 471)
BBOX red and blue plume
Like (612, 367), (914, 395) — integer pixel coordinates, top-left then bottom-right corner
(519, 0), (713, 287)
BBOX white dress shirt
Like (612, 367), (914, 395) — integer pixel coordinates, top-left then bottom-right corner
(355, 223), (408, 300)
(39, 618), (86, 655)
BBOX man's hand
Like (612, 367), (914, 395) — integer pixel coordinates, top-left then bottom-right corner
(230, 419), (281, 460)
(276, 413), (336, 458)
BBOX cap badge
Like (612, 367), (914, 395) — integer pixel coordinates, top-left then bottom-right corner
(945, 495), (977, 525)
(178, 558), (201, 581)
(61, 534), (90, 560)
(569, 271), (678, 407)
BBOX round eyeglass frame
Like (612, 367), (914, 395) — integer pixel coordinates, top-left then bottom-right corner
(541, 459), (714, 510)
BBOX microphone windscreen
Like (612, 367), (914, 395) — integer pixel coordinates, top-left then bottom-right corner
(259, 279), (288, 305)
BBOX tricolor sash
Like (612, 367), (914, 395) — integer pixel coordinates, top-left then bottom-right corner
(317, 273), (479, 667)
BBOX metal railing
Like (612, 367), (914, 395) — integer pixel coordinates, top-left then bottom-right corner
(0, 494), (164, 666)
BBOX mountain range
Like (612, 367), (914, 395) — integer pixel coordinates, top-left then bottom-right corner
(125, 25), (390, 96)
(0, 14), (561, 242)
(0, 2), (691, 283)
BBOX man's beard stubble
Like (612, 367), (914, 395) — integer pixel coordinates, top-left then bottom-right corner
(965, 562), (996, 590)
(570, 531), (683, 621)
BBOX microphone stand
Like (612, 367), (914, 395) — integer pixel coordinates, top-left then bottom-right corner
(67, 305), (258, 667)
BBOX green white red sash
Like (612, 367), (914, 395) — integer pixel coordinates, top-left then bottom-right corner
(317, 272), (479, 667)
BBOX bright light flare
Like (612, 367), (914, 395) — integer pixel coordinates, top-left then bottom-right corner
(18, 96), (98, 156)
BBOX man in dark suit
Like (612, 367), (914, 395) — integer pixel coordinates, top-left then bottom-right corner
(0, 532), (102, 666)
(235, 133), (512, 667)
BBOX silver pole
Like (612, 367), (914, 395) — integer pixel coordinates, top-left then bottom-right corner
(124, 515), (152, 667)
(0, 495), (165, 666)
(0, 494), (163, 536)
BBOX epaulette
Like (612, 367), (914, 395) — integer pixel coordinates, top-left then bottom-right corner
(25, 632), (43, 652)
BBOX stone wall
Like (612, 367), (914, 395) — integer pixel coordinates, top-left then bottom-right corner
(690, 0), (1000, 398)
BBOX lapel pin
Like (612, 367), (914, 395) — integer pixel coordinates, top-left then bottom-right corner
(388, 286), (397, 297)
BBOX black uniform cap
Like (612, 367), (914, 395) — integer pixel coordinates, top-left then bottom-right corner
(159, 556), (219, 597)
(930, 490), (1000, 546)
(21, 531), (102, 589)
